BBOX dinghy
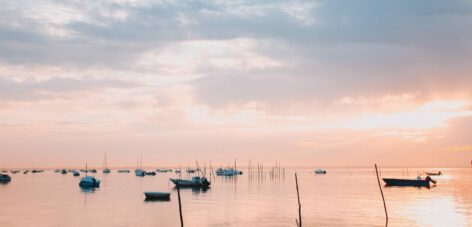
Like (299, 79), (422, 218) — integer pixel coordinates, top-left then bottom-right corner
(144, 192), (171, 200)
(170, 176), (211, 188)
(383, 176), (436, 187)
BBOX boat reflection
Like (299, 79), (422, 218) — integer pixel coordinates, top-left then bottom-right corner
(172, 186), (209, 194)
(80, 187), (98, 193)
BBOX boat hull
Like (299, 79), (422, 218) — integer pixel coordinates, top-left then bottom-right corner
(170, 178), (210, 188)
(383, 178), (430, 187)
(144, 192), (171, 200)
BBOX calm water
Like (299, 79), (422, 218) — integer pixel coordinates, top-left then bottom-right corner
(1, 168), (471, 227)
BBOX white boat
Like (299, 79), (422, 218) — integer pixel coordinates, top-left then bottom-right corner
(170, 176), (211, 188)
(314, 169), (327, 174)
(79, 176), (100, 188)
(0, 174), (11, 183)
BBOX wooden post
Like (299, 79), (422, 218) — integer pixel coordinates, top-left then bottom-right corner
(295, 173), (302, 227)
(177, 185), (184, 227)
(375, 164), (388, 225)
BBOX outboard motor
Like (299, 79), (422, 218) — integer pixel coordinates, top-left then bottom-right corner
(426, 176), (437, 184)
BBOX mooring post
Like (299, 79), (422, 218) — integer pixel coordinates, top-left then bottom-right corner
(295, 173), (302, 227)
(177, 185), (184, 227)
(375, 164), (388, 226)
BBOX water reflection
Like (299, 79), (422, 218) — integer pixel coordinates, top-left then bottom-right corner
(172, 186), (209, 194)
(144, 197), (171, 202)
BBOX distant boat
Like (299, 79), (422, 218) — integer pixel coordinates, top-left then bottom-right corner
(383, 176), (436, 187)
(90, 169), (97, 173)
(135, 153), (145, 177)
(425, 171), (442, 176)
(135, 169), (145, 177)
(170, 176), (211, 188)
(156, 169), (172, 173)
(175, 170), (182, 174)
(216, 168), (243, 176)
(0, 174), (11, 183)
(61, 169), (67, 174)
(32, 169), (43, 173)
(73, 171), (80, 177)
(54, 169), (61, 173)
(23, 170), (29, 174)
(144, 192), (171, 200)
(314, 169), (327, 174)
(102, 152), (111, 174)
(118, 169), (130, 173)
(186, 169), (196, 174)
(145, 171), (156, 176)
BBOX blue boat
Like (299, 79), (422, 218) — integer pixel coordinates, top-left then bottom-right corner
(383, 176), (436, 187)
(170, 176), (211, 188)
(0, 174), (11, 183)
(79, 176), (100, 188)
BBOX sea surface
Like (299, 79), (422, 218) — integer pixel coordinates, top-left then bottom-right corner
(0, 168), (471, 227)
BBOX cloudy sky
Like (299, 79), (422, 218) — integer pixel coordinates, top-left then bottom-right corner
(1, 0), (472, 168)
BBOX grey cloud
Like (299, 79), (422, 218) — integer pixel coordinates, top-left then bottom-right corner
(0, 76), (139, 102)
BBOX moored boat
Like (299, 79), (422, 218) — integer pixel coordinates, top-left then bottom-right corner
(102, 152), (111, 174)
(145, 171), (156, 176)
(216, 168), (243, 176)
(73, 171), (80, 177)
(144, 192), (171, 200)
(425, 171), (442, 176)
(61, 169), (67, 174)
(314, 169), (327, 174)
(0, 174), (11, 183)
(170, 176), (211, 188)
(135, 169), (145, 177)
(118, 169), (130, 173)
(383, 176), (436, 187)
(79, 176), (100, 188)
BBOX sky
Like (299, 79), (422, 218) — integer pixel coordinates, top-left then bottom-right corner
(1, 0), (472, 168)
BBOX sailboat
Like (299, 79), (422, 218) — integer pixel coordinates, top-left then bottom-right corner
(135, 153), (145, 177)
(102, 152), (111, 174)
(79, 164), (100, 188)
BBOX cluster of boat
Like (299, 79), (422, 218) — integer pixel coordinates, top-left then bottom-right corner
(2, 169), (43, 175)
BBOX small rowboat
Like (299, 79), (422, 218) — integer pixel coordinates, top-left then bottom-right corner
(383, 176), (436, 187)
(425, 171), (442, 176)
(144, 192), (171, 200)
(170, 176), (211, 188)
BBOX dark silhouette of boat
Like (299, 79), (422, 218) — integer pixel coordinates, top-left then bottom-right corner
(425, 171), (442, 176)
(0, 174), (11, 183)
(383, 176), (436, 187)
(144, 192), (170, 201)
(170, 176), (210, 188)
